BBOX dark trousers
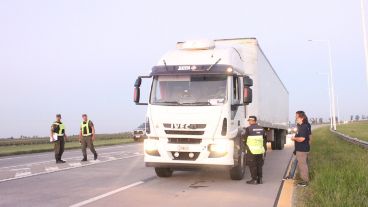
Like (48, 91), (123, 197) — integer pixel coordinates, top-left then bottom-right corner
(54, 137), (65, 161)
(246, 153), (264, 180)
(81, 135), (97, 158)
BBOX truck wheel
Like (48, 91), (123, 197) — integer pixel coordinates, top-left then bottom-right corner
(271, 141), (277, 150)
(271, 129), (285, 150)
(230, 151), (246, 180)
(279, 130), (286, 150)
(155, 167), (173, 177)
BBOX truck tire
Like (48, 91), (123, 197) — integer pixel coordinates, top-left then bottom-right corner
(271, 129), (284, 150)
(155, 167), (173, 177)
(229, 150), (246, 180)
(274, 129), (285, 150)
(271, 141), (277, 150)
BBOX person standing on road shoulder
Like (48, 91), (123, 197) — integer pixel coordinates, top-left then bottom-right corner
(50, 114), (67, 164)
(291, 111), (310, 187)
(79, 114), (98, 161)
(244, 116), (267, 185)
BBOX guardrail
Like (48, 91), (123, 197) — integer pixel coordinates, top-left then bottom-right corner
(330, 129), (368, 149)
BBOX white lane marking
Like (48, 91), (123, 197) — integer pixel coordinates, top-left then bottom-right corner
(45, 166), (59, 172)
(69, 181), (144, 207)
(0, 154), (143, 183)
(106, 157), (117, 161)
(10, 168), (30, 171)
(89, 160), (100, 163)
(0, 151), (132, 170)
(69, 163), (82, 167)
(15, 171), (32, 177)
(0, 143), (141, 161)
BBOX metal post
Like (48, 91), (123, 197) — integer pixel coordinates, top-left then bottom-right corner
(327, 41), (337, 130)
(361, 0), (368, 88)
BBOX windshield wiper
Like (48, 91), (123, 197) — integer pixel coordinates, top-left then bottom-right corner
(180, 102), (212, 106)
(156, 101), (182, 105)
(206, 58), (222, 71)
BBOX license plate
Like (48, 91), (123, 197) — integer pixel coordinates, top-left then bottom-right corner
(177, 145), (190, 152)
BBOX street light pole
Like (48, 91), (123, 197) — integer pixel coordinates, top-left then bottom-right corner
(309, 40), (337, 130)
(318, 72), (333, 128)
(326, 41), (337, 130)
(361, 0), (368, 87)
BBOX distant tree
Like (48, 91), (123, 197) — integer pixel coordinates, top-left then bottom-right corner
(350, 115), (354, 121)
(355, 115), (360, 121)
(319, 118), (323, 124)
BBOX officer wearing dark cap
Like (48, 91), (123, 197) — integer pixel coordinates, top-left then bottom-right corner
(50, 114), (67, 163)
(244, 116), (267, 184)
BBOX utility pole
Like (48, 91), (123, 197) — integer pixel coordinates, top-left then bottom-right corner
(361, 0), (368, 87)
(309, 40), (337, 130)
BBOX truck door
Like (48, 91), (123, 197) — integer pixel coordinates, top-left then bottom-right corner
(231, 76), (241, 126)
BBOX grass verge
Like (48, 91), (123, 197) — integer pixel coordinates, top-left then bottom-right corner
(297, 127), (368, 207)
(336, 121), (368, 141)
(0, 138), (134, 157)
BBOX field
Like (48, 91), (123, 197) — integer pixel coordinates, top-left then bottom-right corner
(0, 133), (134, 157)
(336, 121), (368, 141)
(297, 126), (368, 207)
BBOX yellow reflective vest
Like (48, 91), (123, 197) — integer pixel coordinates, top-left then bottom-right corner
(53, 122), (65, 136)
(81, 120), (92, 136)
(246, 135), (265, 154)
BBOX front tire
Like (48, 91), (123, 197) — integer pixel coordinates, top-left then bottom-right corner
(230, 151), (246, 180)
(155, 167), (173, 177)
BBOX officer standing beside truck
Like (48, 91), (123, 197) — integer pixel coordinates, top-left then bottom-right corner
(50, 114), (67, 163)
(79, 114), (98, 161)
(244, 116), (267, 184)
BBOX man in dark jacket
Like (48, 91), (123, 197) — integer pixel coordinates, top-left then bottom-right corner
(244, 116), (267, 184)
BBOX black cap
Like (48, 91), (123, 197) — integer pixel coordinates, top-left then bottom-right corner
(247, 116), (257, 121)
(56, 114), (61, 118)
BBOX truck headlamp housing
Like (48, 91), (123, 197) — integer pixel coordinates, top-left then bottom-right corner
(144, 139), (158, 151)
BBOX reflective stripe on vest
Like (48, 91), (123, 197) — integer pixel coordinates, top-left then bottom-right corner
(81, 120), (92, 136)
(246, 135), (265, 154)
(54, 122), (65, 136)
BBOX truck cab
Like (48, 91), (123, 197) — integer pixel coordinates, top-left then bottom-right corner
(133, 38), (288, 180)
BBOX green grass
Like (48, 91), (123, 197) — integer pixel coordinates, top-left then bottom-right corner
(297, 127), (368, 207)
(336, 121), (368, 141)
(0, 137), (134, 157)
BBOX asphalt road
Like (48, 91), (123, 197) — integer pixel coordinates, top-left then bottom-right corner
(0, 140), (294, 207)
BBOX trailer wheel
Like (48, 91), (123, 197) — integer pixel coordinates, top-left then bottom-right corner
(273, 130), (285, 150)
(155, 167), (173, 177)
(230, 150), (246, 180)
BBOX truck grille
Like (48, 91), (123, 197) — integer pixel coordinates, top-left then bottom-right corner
(171, 152), (200, 161)
(168, 138), (202, 144)
(163, 123), (206, 129)
(164, 130), (204, 135)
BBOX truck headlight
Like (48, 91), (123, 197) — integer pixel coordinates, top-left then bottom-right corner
(209, 144), (228, 153)
(144, 139), (160, 156)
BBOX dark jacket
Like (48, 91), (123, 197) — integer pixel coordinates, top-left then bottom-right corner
(244, 124), (267, 155)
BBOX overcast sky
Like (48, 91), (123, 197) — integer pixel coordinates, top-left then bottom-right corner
(0, 0), (367, 138)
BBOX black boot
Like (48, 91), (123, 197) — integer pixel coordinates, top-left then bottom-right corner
(257, 177), (263, 184)
(94, 153), (98, 160)
(81, 157), (87, 162)
(246, 179), (258, 184)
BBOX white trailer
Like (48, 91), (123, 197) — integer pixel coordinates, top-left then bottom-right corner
(133, 38), (289, 180)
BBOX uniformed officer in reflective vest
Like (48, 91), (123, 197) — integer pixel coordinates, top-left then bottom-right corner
(50, 114), (67, 163)
(244, 116), (267, 184)
(79, 114), (98, 161)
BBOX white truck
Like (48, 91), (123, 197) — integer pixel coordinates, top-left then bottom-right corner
(133, 38), (289, 180)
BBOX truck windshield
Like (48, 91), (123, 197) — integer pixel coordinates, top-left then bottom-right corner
(150, 75), (227, 106)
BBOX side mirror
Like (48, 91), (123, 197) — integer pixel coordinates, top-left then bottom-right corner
(134, 87), (140, 103)
(243, 87), (253, 105)
(243, 76), (253, 87)
(134, 77), (142, 87)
